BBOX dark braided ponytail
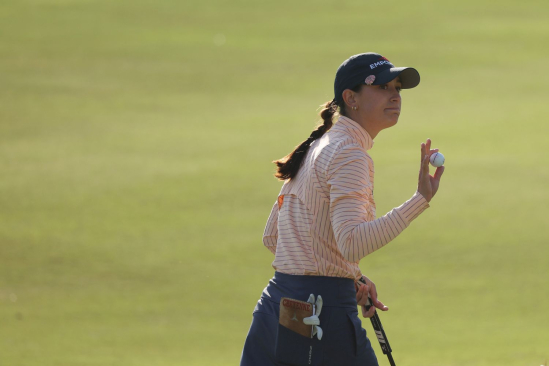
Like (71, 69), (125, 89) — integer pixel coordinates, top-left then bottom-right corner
(273, 99), (338, 181)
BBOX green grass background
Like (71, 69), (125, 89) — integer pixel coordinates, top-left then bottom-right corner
(1, 0), (548, 365)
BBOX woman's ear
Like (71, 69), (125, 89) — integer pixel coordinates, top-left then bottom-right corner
(342, 89), (356, 110)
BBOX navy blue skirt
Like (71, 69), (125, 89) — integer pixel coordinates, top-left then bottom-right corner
(240, 272), (379, 366)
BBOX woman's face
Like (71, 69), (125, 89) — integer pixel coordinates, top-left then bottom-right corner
(356, 77), (402, 126)
(343, 76), (403, 138)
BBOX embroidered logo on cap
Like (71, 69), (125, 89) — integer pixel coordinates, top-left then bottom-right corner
(365, 75), (376, 85)
(370, 56), (392, 70)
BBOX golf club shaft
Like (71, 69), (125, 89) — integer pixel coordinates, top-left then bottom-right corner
(387, 353), (396, 366)
(358, 279), (395, 366)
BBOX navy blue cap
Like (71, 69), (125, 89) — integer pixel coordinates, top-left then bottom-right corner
(333, 52), (420, 104)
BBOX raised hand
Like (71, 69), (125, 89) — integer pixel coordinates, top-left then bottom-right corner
(417, 138), (445, 203)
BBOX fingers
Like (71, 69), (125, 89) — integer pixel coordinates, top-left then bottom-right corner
(368, 281), (377, 303)
(368, 282), (389, 312)
(355, 283), (369, 306)
(421, 139), (431, 158)
(422, 152), (430, 173)
(421, 139), (438, 154)
(362, 304), (376, 318)
(359, 283), (368, 301)
(358, 276), (389, 317)
(421, 139), (437, 161)
(373, 298), (389, 311)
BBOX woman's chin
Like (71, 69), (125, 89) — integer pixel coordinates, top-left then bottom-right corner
(385, 116), (399, 127)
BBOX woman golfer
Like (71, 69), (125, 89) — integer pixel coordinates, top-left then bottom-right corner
(240, 52), (445, 366)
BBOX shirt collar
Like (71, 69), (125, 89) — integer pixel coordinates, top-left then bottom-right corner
(331, 115), (375, 151)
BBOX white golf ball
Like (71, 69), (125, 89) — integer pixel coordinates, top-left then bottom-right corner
(430, 152), (445, 167)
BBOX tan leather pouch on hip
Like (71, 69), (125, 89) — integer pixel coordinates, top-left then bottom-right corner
(279, 297), (313, 338)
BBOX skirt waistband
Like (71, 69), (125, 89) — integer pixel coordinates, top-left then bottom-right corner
(261, 271), (358, 308)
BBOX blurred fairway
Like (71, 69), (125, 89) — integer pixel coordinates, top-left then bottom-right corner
(1, 0), (548, 365)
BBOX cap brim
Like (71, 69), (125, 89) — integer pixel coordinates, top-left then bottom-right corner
(374, 67), (420, 89)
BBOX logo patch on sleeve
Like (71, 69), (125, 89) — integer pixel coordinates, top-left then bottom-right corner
(278, 195), (284, 209)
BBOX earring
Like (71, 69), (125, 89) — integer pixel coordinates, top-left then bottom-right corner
(352, 106), (358, 111)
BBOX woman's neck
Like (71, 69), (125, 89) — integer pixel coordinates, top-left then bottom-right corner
(343, 111), (380, 140)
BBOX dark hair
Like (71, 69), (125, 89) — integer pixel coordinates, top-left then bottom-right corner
(273, 84), (363, 180)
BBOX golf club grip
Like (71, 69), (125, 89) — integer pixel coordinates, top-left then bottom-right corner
(364, 303), (393, 354)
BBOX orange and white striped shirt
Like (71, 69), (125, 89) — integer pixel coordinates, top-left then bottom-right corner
(263, 115), (430, 281)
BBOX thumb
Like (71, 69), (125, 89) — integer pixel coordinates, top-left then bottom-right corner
(434, 165), (445, 180)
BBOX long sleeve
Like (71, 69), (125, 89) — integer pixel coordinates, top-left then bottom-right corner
(327, 143), (429, 263)
(262, 200), (279, 255)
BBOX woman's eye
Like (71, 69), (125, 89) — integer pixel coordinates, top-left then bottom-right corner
(380, 84), (402, 92)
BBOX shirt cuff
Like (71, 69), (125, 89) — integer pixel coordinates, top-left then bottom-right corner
(394, 191), (430, 226)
